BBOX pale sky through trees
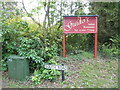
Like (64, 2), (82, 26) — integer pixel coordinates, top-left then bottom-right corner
(15, 0), (90, 22)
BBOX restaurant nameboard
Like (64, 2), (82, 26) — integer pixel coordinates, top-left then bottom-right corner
(63, 15), (98, 33)
(63, 15), (98, 58)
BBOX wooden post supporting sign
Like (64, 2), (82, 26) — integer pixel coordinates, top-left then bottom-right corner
(94, 33), (98, 58)
(62, 33), (66, 57)
(63, 15), (98, 58)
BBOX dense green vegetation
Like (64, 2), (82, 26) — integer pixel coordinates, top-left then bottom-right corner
(0, 1), (119, 87)
(89, 2), (119, 58)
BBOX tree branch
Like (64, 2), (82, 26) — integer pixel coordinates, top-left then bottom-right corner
(47, 2), (50, 30)
(22, 0), (41, 27)
(43, 2), (47, 31)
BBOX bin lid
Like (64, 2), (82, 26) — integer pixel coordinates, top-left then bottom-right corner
(8, 55), (25, 60)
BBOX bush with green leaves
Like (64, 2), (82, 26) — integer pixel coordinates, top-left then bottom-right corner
(110, 35), (120, 56)
(2, 17), (62, 75)
(0, 59), (7, 71)
(66, 34), (93, 53)
(101, 35), (119, 58)
(31, 59), (61, 84)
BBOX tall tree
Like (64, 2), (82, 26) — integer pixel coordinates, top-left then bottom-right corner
(89, 2), (119, 44)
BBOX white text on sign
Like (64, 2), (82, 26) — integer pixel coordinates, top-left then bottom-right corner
(45, 64), (68, 70)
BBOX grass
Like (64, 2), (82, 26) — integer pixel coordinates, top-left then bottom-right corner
(2, 51), (118, 88)
(77, 59), (118, 88)
(58, 51), (93, 62)
(61, 58), (118, 88)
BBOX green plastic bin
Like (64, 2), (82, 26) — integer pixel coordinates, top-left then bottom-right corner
(8, 55), (29, 80)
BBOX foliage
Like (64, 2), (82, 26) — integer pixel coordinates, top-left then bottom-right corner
(40, 69), (60, 80)
(89, 2), (119, 46)
(89, 2), (119, 58)
(31, 59), (61, 84)
(22, 1), (88, 53)
(2, 16), (62, 85)
(1, 1), (119, 85)
(2, 17), (30, 71)
(101, 35), (120, 58)
(2, 17), (29, 54)
(1, 1), (22, 20)
(67, 34), (93, 52)
(0, 59), (7, 71)
(0, 30), (3, 42)
(101, 44), (114, 58)
(2, 17), (62, 72)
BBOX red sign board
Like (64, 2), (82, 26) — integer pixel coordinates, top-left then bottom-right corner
(63, 16), (98, 33)
(62, 15), (98, 58)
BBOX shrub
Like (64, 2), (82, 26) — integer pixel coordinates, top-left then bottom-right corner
(31, 59), (61, 84)
(101, 35), (119, 58)
(0, 59), (7, 71)
(2, 17), (62, 76)
(66, 34), (92, 53)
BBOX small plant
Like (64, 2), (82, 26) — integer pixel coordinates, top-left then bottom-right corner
(40, 69), (61, 80)
(31, 69), (43, 84)
(101, 35), (119, 59)
(102, 44), (113, 58)
(0, 59), (7, 71)
(31, 59), (61, 84)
